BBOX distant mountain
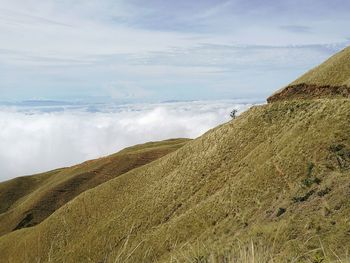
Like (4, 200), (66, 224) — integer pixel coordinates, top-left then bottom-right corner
(1, 48), (350, 262)
(22, 100), (68, 105)
(13, 100), (73, 106)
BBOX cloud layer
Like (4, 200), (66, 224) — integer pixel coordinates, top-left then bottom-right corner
(0, 100), (255, 181)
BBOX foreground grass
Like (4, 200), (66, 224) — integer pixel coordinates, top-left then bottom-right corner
(111, 238), (350, 263)
(170, 241), (350, 263)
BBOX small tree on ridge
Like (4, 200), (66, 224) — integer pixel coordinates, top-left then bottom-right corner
(230, 109), (238, 119)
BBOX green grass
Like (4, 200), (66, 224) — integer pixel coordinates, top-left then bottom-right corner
(1, 99), (350, 262)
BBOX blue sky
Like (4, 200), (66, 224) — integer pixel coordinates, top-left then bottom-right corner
(1, 0), (349, 102)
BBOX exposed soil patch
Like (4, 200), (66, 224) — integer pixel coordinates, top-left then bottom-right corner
(13, 213), (34, 230)
(267, 83), (350, 103)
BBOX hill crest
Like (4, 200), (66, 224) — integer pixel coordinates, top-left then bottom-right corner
(0, 138), (189, 237)
(268, 46), (350, 102)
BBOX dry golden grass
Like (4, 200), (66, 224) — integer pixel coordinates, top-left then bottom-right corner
(1, 99), (350, 262)
(268, 46), (350, 102)
(169, 240), (350, 263)
(0, 138), (189, 237)
(290, 46), (350, 87)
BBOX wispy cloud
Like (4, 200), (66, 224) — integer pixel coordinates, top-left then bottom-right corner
(0, 0), (349, 101)
(280, 25), (311, 33)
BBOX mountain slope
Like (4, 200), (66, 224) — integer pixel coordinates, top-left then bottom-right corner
(1, 99), (349, 262)
(0, 138), (189, 237)
(268, 46), (350, 102)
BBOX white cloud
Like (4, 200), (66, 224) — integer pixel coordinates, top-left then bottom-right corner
(0, 100), (255, 182)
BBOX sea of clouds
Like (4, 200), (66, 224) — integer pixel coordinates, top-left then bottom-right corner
(0, 100), (259, 181)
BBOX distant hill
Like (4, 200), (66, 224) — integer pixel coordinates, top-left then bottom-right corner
(268, 46), (350, 102)
(0, 139), (189, 237)
(1, 48), (350, 262)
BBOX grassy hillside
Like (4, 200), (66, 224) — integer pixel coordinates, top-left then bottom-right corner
(1, 99), (349, 262)
(268, 46), (350, 102)
(0, 138), (189, 237)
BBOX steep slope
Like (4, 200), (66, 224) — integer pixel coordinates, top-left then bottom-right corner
(1, 99), (349, 262)
(268, 46), (350, 102)
(0, 139), (189, 237)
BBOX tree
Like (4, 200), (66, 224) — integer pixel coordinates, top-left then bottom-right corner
(230, 109), (238, 119)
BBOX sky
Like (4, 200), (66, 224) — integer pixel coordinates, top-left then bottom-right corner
(1, 0), (350, 102)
